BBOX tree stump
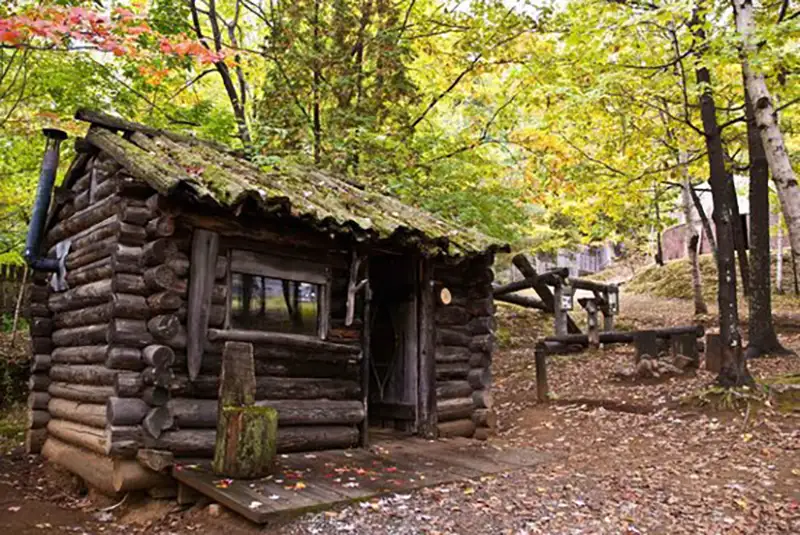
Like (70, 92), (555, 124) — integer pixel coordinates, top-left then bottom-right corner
(212, 406), (278, 478)
(212, 341), (277, 479)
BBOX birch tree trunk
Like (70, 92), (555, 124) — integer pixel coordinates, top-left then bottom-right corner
(734, 0), (800, 275)
(680, 153), (708, 315)
(776, 219), (784, 294)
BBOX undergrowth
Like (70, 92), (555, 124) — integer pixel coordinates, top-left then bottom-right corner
(0, 403), (25, 453)
(624, 252), (800, 308)
(0, 316), (32, 408)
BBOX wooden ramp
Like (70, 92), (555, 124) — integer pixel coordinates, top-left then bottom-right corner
(172, 437), (547, 524)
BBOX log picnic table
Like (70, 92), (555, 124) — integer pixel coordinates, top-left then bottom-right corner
(492, 254), (704, 402)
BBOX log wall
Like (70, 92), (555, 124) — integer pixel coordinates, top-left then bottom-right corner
(433, 257), (496, 440)
(27, 153), (158, 464)
(154, 220), (364, 457)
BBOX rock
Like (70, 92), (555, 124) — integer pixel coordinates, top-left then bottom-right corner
(208, 503), (221, 518)
(612, 367), (635, 380)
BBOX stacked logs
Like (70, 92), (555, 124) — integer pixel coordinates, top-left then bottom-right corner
(434, 258), (496, 440)
(27, 273), (52, 453)
(36, 153), (171, 493)
(144, 239), (363, 457)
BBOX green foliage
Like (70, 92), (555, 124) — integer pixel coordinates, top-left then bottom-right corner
(0, 0), (797, 260)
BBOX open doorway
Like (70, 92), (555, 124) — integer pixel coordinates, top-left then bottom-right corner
(367, 254), (419, 434)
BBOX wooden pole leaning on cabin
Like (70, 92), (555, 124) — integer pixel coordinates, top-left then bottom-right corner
(187, 229), (219, 380)
(212, 341), (278, 479)
(417, 257), (438, 439)
(358, 258), (371, 448)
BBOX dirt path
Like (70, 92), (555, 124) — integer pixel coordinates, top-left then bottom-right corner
(0, 293), (797, 534)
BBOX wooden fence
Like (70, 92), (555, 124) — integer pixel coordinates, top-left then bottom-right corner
(0, 264), (28, 317)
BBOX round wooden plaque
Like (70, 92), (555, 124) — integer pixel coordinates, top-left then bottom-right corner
(439, 287), (452, 305)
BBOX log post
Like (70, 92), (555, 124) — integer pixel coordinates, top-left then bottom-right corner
(212, 342), (277, 478)
(534, 343), (548, 402)
(553, 283), (568, 337)
(634, 330), (659, 363)
(579, 298), (600, 349)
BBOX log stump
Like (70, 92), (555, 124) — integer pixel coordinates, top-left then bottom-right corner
(212, 405), (278, 479)
(211, 341), (277, 479)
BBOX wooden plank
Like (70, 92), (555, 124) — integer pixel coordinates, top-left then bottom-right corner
(366, 440), (482, 488)
(207, 329), (360, 356)
(170, 438), (545, 524)
(359, 271), (371, 447)
(230, 249), (330, 285)
(403, 437), (517, 473)
(187, 229), (220, 380)
(172, 465), (279, 522)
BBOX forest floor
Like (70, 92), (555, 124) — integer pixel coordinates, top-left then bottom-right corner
(0, 290), (798, 534)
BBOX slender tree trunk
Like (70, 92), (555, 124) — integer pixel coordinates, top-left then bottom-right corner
(312, 0), (322, 165)
(744, 86), (788, 358)
(734, 0), (800, 281)
(726, 172), (750, 296)
(693, 5), (752, 387)
(689, 185), (718, 261)
(191, 0), (251, 148)
(654, 186), (664, 266)
(680, 154), (708, 314)
(776, 218), (784, 294)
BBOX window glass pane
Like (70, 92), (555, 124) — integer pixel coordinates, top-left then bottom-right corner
(230, 273), (319, 335)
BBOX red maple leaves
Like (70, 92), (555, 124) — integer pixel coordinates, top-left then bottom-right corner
(0, 6), (228, 68)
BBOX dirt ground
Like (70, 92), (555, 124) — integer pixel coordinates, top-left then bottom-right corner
(0, 292), (798, 534)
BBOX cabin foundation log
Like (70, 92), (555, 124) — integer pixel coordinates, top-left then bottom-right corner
(167, 399), (365, 428)
(145, 426), (360, 457)
(49, 398), (106, 428)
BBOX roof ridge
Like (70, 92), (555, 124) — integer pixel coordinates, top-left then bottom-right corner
(75, 108), (236, 155)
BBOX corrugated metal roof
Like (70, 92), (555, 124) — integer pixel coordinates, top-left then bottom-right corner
(78, 110), (505, 257)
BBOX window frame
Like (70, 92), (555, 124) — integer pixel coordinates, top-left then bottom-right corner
(226, 248), (332, 339)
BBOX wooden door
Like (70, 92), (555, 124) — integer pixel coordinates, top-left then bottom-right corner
(368, 255), (418, 431)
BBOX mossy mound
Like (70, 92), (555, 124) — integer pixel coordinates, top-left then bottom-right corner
(625, 252), (800, 305)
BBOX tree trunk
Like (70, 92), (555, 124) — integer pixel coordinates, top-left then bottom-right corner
(312, 0), (322, 164)
(725, 171), (750, 296)
(680, 152), (708, 314)
(744, 85), (789, 358)
(692, 6), (752, 387)
(776, 218), (784, 293)
(689, 184), (718, 260)
(734, 0), (800, 279)
(654, 186), (664, 266)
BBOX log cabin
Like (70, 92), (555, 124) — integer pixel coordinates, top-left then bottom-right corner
(24, 110), (505, 495)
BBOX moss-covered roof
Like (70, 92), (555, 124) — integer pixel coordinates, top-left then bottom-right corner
(77, 109), (504, 257)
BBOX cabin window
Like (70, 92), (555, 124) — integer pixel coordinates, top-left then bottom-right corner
(228, 249), (330, 338)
